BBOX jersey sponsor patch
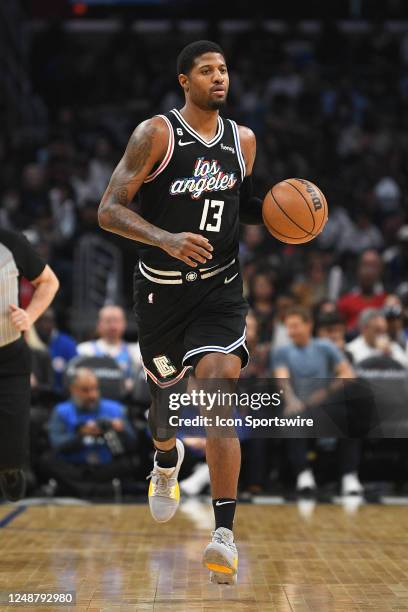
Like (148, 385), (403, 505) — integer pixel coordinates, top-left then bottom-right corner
(169, 157), (237, 200)
(153, 355), (177, 378)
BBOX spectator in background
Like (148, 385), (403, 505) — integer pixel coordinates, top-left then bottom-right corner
(270, 293), (296, 351)
(373, 176), (402, 218)
(291, 252), (328, 307)
(313, 299), (338, 321)
(88, 137), (114, 200)
(384, 225), (408, 290)
(383, 295), (407, 350)
(20, 163), (50, 226)
(77, 305), (144, 394)
(248, 269), (276, 341)
(346, 309), (408, 368)
(315, 312), (363, 496)
(272, 307), (358, 495)
(348, 212), (384, 254)
(32, 307), (77, 394)
(44, 368), (136, 497)
(0, 189), (28, 230)
(70, 155), (94, 208)
(314, 311), (348, 354)
(337, 250), (387, 334)
(239, 225), (269, 265)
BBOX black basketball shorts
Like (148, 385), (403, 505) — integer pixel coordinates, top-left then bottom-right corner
(0, 337), (32, 470)
(133, 257), (249, 390)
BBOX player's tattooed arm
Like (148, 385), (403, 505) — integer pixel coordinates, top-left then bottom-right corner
(237, 125), (256, 176)
(98, 117), (213, 267)
(98, 117), (169, 246)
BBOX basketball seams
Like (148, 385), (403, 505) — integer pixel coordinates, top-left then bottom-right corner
(270, 187), (313, 238)
(311, 183), (328, 236)
(262, 215), (314, 243)
(293, 177), (327, 235)
(283, 179), (316, 232)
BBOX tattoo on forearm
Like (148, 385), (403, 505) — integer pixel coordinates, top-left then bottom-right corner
(98, 122), (163, 243)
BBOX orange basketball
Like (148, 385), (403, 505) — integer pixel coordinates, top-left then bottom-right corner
(262, 178), (328, 244)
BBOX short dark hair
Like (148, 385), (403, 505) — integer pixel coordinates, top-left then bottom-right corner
(315, 311), (344, 331)
(177, 40), (225, 76)
(285, 306), (313, 323)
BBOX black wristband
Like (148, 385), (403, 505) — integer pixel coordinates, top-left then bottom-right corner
(240, 196), (263, 224)
(239, 175), (264, 225)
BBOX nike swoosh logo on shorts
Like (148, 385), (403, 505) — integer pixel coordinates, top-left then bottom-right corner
(178, 139), (195, 146)
(215, 500), (235, 506)
(224, 273), (238, 284)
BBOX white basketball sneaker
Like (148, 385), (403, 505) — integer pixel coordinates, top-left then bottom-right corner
(147, 438), (184, 523)
(341, 472), (363, 496)
(203, 527), (238, 585)
(296, 468), (316, 493)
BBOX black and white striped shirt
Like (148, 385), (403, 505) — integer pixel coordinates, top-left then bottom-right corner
(0, 229), (45, 348)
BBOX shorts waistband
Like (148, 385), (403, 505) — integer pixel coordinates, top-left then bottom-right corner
(0, 336), (23, 354)
(139, 258), (236, 285)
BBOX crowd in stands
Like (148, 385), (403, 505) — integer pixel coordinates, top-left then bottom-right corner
(2, 20), (408, 499)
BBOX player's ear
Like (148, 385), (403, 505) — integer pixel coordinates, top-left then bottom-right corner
(178, 73), (189, 93)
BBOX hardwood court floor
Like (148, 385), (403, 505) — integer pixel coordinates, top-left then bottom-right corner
(1, 500), (408, 611)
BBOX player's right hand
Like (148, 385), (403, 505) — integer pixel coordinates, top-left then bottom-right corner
(162, 232), (213, 267)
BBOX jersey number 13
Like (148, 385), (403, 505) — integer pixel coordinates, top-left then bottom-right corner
(199, 199), (224, 232)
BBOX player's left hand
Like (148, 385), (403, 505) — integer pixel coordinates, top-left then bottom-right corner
(9, 304), (32, 331)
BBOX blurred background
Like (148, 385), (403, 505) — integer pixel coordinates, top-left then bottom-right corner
(2, 0), (408, 503)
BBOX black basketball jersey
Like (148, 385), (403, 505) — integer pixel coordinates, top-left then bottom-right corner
(138, 108), (245, 269)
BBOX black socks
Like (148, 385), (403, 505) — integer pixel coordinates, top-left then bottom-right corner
(155, 445), (178, 468)
(212, 498), (236, 531)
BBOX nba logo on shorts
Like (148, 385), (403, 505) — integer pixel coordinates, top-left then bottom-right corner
(153, 355), (177, 378)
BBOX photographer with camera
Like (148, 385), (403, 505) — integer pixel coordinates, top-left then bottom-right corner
(41, 368), (137, 497)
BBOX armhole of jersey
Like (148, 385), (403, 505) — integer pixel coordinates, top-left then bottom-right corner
(144, 115), (175, 183)
(228, 119), (246, 182)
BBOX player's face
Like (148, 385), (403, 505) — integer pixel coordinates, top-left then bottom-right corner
(184, 53), (229, 110)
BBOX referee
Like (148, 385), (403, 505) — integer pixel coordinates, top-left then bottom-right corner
(0, 228), (59, 501)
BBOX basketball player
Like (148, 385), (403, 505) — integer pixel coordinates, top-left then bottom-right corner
(0, 229), (59, 501)
(98, 40), (264, 584)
